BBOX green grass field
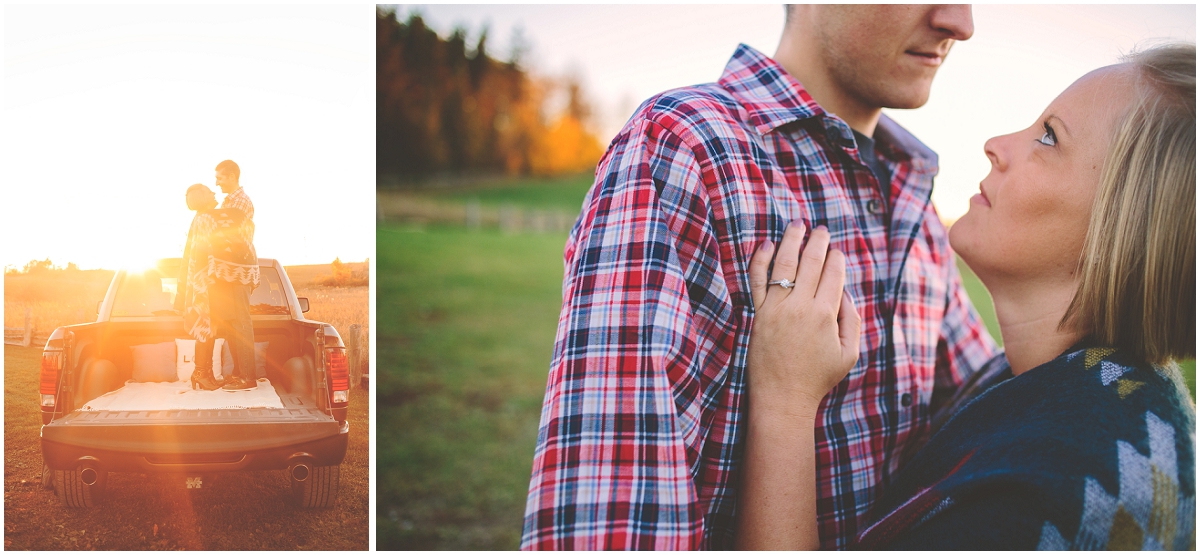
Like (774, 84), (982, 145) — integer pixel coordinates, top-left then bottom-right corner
(377, 224), (568, 549)
(378, 181), (1195, 550)
(400, 174), (595, 212)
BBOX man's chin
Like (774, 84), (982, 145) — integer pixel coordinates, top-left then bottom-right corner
(876, 84), (934, 110)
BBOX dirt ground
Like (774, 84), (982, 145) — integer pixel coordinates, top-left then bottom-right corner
(4, 345), (369, 550)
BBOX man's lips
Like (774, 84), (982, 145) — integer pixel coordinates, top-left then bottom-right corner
(906, 49), (947, 67)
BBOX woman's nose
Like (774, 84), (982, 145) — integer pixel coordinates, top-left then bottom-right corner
(984, 134), (1007, 172)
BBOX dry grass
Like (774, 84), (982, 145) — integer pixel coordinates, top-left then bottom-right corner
(286, 262), (370, 382)
(284, 261), (369, 289)
(4, 270), (113, 334)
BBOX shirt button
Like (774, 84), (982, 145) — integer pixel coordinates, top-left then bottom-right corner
(867, 199), (883, 215)
(901, 393), (913, 407)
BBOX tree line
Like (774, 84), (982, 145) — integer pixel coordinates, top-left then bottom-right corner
(377, 8), (603, 182)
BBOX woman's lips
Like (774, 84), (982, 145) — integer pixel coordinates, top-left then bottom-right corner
(972, 185), (992, 207)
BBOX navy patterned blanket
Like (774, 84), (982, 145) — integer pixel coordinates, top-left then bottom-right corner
(856, 345), (1196, 550)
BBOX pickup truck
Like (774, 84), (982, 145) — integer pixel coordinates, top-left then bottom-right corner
(39, 258), (351, 508)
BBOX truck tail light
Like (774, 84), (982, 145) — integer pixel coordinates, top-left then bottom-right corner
(325, 346), (349, 406)
(40, 350), (64, 408)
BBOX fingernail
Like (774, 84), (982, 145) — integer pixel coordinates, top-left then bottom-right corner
(816, 225), (827, 232)
(760, 240), (773, 251)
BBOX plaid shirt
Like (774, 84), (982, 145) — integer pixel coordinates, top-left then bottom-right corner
(521, 44), (997, 550)
(218, 187), (259, 285)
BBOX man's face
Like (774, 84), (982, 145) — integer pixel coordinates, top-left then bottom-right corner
(215, 170), (237, 193)
(813, 5), (973, 110)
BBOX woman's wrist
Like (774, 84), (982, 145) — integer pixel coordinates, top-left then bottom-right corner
(748, 386), (823, 423)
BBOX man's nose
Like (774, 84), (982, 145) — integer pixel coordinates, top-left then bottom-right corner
(929, 5), (974, 41)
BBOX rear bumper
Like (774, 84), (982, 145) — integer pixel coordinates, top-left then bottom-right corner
(42, 417), (348, 474)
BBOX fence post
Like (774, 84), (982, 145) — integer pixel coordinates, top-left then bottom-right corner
(500, 204), (520, 234)
(348, 323), (362, 390)
(466, 198), (481, 229)
(23, 307), (32, 348)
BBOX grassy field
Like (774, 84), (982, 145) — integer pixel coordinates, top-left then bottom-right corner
(4, 260), (371, 550)
(377, 224), (566, 549)
(4, 269), (114, 333)
(378, 179), (1196, 550)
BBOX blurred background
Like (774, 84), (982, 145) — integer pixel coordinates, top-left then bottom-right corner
(376, 5), (1196, 549)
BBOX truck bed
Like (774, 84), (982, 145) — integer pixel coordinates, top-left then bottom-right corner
(80, 379), (285, 411)
(42, 385), (346, 472)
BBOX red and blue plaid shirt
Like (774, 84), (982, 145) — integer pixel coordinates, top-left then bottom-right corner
(521, 44), (997, 550)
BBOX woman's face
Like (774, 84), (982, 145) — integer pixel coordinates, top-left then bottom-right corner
(949, 64), (1137, 287)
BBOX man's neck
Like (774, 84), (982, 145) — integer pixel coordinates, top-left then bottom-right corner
(768, 34), (883, 136)
(773, 35), (882, 136)
(987, 276), (1085, 376)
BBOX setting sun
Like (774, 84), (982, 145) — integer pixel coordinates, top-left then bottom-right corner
(3, 5), (373, 271)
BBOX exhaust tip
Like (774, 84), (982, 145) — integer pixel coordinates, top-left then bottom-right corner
(291, 464), (310, 482)
(80, 467), (98, 486)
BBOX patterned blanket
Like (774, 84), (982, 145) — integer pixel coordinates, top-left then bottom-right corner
(178, 208), (258, 342)
(856, 345), (1196, 550)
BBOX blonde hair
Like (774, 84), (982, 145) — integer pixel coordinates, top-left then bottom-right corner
(1063, 43), (1196, 364)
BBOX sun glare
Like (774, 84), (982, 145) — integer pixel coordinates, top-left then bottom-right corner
(115, 255), (163, 275)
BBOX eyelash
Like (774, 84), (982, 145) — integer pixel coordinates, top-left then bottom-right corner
(1038, 121), (1058, 147)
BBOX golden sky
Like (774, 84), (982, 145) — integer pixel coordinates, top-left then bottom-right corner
(3, 4), (375, 270)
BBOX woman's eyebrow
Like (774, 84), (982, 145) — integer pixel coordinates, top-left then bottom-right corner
(1047, 115), (1071, 137)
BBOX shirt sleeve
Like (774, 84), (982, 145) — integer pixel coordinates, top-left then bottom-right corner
(930, 257), (999, 417)
(520, 118), (727, 550)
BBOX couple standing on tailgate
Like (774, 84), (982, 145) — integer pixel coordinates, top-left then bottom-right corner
(175, 160), (261, 392)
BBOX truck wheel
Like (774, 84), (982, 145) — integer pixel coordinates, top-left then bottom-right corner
(41, 461), (55, 490)
(55, 467), (106, 507)
(290, 464), (339, 508)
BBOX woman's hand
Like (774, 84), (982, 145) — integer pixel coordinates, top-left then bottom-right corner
(735, 222), (862, 551)
(747, 222), (861, 415)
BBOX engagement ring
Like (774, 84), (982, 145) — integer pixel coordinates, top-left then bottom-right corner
(768, 279), (795, 289)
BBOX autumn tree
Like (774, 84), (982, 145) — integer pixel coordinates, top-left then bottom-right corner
(376, 8), (604, 182)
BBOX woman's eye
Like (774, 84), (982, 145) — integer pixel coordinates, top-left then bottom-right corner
(1038, 122), (1058, 146)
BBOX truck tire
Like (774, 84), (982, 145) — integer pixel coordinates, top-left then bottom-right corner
(55, 467), (106, 507)
(291, 464), (339, 508)
(41, 461), (54, 490)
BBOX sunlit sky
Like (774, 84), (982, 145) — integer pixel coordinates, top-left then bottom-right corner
(3, 5), (375, 270)
(391, 3), (1195, 221)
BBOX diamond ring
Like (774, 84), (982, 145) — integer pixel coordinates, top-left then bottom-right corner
(767, 279), (795, 289)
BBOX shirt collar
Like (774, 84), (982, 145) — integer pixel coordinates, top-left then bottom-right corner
(718, 44), (823, 135)
(718, 44), (938, 169)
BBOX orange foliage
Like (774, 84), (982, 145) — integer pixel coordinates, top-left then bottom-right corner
(377, 9), (604, 179)
(531, 115), (605, 176)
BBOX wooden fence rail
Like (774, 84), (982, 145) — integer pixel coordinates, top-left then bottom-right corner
(377, 192), (577, 234)
(4, 308), (47, 347)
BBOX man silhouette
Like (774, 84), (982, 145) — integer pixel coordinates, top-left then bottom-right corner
(522, 5), (997, 549)
(212, 159), (260, 390)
